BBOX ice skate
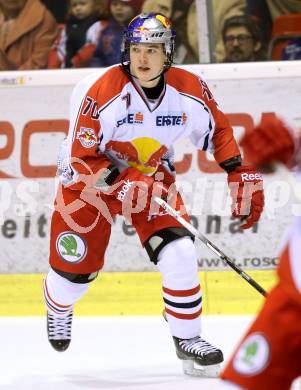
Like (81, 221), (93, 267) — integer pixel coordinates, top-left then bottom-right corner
(47, 310), (73, 352)
(173, 335), (224, 377)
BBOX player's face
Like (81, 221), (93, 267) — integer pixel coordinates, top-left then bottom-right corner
(110, 0), (135, 26)
(70, 0), (95, 20)
(224, 26), (260, 62)
(130, 43), (166, 88)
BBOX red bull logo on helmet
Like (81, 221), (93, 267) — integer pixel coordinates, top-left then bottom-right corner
(136, 26), (150, 32)
(105, 137), (168, 174)
(156, 14), (171, 28)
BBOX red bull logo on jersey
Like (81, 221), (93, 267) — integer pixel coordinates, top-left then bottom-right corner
(116, 112), (144, 127)
(156, 113), (187, 126)
(76, 127), (97, 148)
(105, 137), (168, 174)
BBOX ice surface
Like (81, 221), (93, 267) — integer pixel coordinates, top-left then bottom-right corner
(0, 315), (300, 390)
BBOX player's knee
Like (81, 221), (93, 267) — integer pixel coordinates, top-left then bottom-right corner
(144, 227), (194, 265)
(50, 266), (99, 284)
(157, 236), (199, 276)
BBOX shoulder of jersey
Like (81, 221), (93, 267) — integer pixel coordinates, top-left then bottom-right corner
(166, 67), (203, 100)
(82, 65), (130, 108)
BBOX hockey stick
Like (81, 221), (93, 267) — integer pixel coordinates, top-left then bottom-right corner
(154, 197), (267, 297)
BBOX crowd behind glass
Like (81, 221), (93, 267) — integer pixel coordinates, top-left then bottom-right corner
(0, 0), (300, 71)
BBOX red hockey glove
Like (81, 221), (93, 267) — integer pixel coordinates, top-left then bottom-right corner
(109, 167), (155, 210)
(106, 167), (174, 212)
(94, 164), (176, 216)
(155, 165), (176, 185)
(228, 166), (264, 229)
(240, 116), (295, 167)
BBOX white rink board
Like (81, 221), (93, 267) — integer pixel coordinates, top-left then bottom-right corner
(0, 62), (301, 273)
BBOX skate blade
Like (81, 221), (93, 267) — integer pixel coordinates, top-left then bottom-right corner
(182, 360), (221, 378)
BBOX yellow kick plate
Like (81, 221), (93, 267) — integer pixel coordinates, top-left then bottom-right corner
(0, 271), (276, 316)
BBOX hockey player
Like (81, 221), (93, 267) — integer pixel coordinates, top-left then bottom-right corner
(44, 13), (264, 377)
(221, 115), (301, 388)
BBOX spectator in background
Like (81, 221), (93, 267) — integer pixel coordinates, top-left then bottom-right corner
(41, 0), (108, 26)
(212, 0), (246, 62)
(41, 0), (69, 23)
(265, 0), (301, 19)
(246, 0), (301, 49)
(142, 0), (173, 18)
(222, 15), (266, 62)
(48, 0), (103, 68)
(95, 0), (109, 20)
(186, 1), (198, 61)
(247, 0), (301, 61)
(171, 0), (197, 63)
(0, 0), (58, 70)
(90, 0), (142, 67)
(245, 0), (272, 49)
(142, 0), (197, 64)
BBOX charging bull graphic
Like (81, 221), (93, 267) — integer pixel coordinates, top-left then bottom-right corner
(76, 127), (97, 148)
(105, 137), (168, 174)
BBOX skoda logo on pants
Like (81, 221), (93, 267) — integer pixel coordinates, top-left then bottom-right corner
(56, 232), (87, 263)
(233, 333), (270, 375)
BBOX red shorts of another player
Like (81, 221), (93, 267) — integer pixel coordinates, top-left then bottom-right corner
(49, 184), (189, 275)
(221, 245), (301, 390)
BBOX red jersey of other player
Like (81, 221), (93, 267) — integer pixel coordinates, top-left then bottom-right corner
(221, 116), (301, 390)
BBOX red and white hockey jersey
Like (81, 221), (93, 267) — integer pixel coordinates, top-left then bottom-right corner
(278, 169), (301, 301)
(58, 65), (240, 189)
